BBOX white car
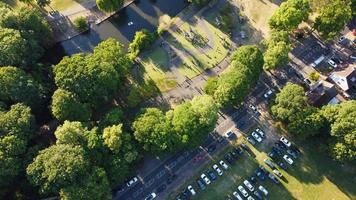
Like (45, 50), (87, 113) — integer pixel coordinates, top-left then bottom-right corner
(263, 90), (273, 98)
(328, 59), (337, 68)
(219, 160), (229, 170)
(280, 137), (291, 147)
(201, 173), (211, 185)
(213, 164), (223, 176)
(233, 191), (243, 200)
(247, 196), (255, 200)
(187, 185), (196, 195)
(258, 185), (268, 196)
(127, 21), (133, 26)
(249, 105), (258, 113)
(243, 180), (254, 191)
(251, 132), (262, 142)
(283, 155), (294, 165)
(144, 192), (157, 200)
(338, 36), (346, 43)
(126, 176), (138, 187)
(273, 169), (283, 178)
(255, 128), (265, 138)
(238, 185), (248, 197)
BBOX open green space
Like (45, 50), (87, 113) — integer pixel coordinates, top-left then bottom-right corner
(170, 137), (355, 200)
(140, 47), (177, 92)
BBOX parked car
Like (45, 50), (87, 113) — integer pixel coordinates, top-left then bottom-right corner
(126, 176), (139, 187)
(232, 191), (243, 200)
(251, 132), (262, 142)
(247, 196), (255, 200)
(263, 90), (273, 98)
(273, 169), (283, 178)
(235, 146), (244, 155)
(268, 173), (280, 184)
(243, 180), (254, 191)
(268, 151), (278, 161)
(259, 165), (269, 175)
(249, 175), (257, 183)
(181, 188), (190, 199)
(187, 185), (196, 196)
(255, 128), (265, 138)
(207, 145), (216, 153)
(338, 36), (347, 44)
(275, 141), (287, 150)
(247, 136), (256, 145)
(207, 170), (217, 181)
(272, 146), (282, 155)
(255, 169), (265, 180)
(231, 150), (239, 159)
(166, 174), (177, 185)
(196, 178), (206, 190)
(263, 159), (276, 169)
(303, 78), (312, 86)
(253, 190), (263, 200)
(241, 143), (250, 151)
(144, 192), (157, 200)
(249, 105), (259, 114)
(283, 155), (294, 165)
(213, 164), (223, 176)
(201, 173), (211, 185)
(258, 185), (269, 196)
(328, 59), (338, 68)
(224, 153), (235, 164)
(156, 184), (166, 193)
(220, 160), (229, 170)
(287, 149), (298, 159)
(280, 137), (291, 147)
(278, 162), (288, 170)
(225, 131), (236, 140)
(238, 185), (249, 197)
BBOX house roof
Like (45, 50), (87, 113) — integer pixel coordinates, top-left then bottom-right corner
(306, 80), (337, 107)
(330, 65), (356, 91)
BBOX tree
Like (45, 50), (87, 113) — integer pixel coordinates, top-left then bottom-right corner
(0, 28), (32, 67)
(263, 41), (291, 70)
(268, 0), (310, 31)
(54, 121), (96, 148)
(102, 124), (124, 153)
(314, 0), (352, 39)
(288, 107), (325, 139)
(96, 0), (123, 13)
(128, 29), (154, 59)
(0, 104), (34, 189)
(328, 101), (356, 161)
(26, 144), (90, 194)
(51, 89), (91, 122)
(170, 95), (218, 149)
(271, 83), (307, 122)
(73, 16), (88, 32)
(93, 38), (131, 78)
(59, 167), (111, 200)
(203, 77), (218, 95)
(99, 107), (123, 129)
(0, 66), (41, 107)
(187, 0), (207, 6)
(0, 3), (17, 28)
(54, 53), (120, 108)
(132, 108), (179, 153)
(36, 0), (51, 8)
(309, 72), (320, 82)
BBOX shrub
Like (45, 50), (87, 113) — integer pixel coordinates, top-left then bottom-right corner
(73, 17), (88, 32)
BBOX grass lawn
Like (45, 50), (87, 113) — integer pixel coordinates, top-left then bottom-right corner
(140, 47), (177, 92)
(170, 138), (355, 200)
(46, 0), (92, 11)
(166, 16), (232, 78)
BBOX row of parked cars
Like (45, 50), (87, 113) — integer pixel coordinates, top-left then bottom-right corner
(246, 128), (265, 145)
(176, 146), (245, 200)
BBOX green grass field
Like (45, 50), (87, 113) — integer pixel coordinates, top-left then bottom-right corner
(170, 138), (355, 200)
(140, 47), (177, 92)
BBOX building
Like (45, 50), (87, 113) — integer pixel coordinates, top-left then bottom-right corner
(306, 80), (339, 107)
(329, 65), (356, 98)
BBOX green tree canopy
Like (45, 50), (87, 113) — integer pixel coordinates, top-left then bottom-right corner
(263, 41), (291, 70)
(128, 29), (154, 59)
(132, 108), (179, 153)
(26, 144), (90, 194)
(314, 0), (352, 39)
(271, 83), (307, 122)
(96, 0), (123, 12)
(187, 0), (207, 6)
(268, 0), (310, 31)
(288, 107), (326, 139)
(54, 53), (120, 107)
(51, 89), (91, 122)
(0, 66), (40, 107)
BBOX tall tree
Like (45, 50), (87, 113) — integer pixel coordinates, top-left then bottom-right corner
(26, 144), (90, 194)
(128, 29), (154, 59)
(314, 0), (352, 39)
(51, 89), (91, 122)
(271, 83), (307, 122)
(268, 0), (310, 31)
(96, 0), (123, 13)
(0, 66), (41, 107)
(263, 41), (291, 70)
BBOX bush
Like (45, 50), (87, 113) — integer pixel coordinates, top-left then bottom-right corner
(309, 72), (320, 82)
(128, 29), (155, 59)
(73, 17), (88, 32)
